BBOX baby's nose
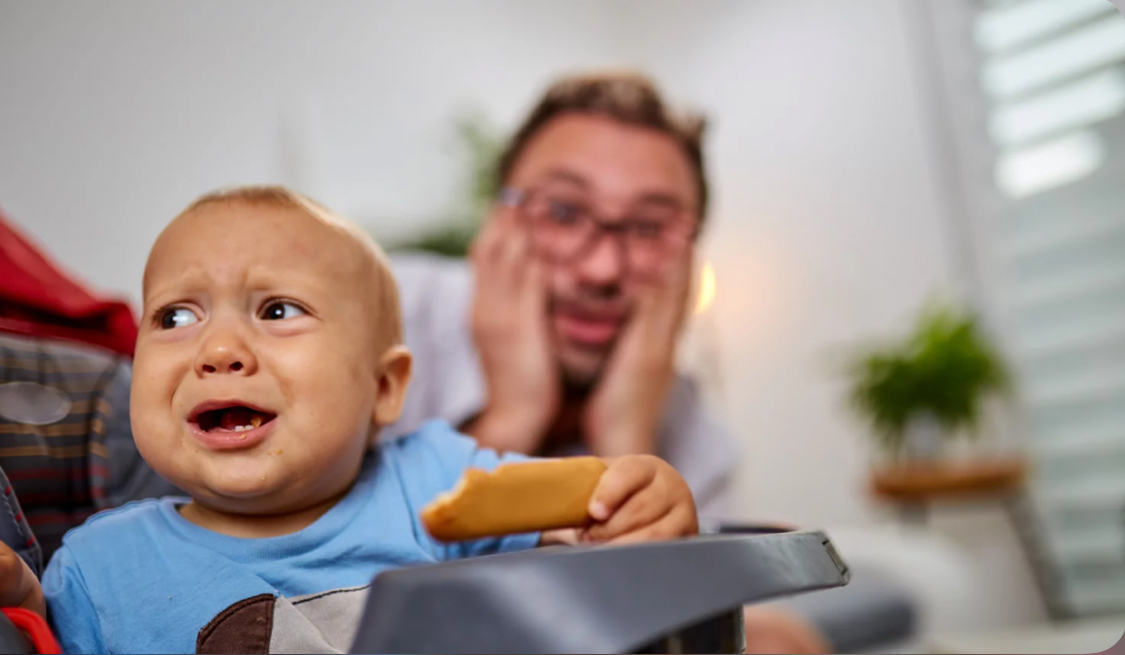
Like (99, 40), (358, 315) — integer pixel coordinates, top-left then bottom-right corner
(194, 336), (257, 377)
(201, 360), (244, 374)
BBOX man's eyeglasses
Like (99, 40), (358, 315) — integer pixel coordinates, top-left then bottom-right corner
(499, 187), (697, 279)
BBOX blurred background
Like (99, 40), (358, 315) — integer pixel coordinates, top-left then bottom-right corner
(1, 0), (1123, 651)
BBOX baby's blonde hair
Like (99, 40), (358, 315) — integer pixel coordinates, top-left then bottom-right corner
(178, 185), (403, 349)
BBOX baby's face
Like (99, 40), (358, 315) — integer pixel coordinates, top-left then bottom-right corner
(132, 201), (395, 516)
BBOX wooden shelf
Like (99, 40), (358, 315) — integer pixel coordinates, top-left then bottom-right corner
(870, 457), (1028, 504)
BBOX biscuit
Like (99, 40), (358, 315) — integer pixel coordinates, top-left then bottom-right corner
(422, 457), (607, 542)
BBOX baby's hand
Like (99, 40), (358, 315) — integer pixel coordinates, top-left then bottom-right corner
(581, 455), (697, 545)
(0, 543), (44, 618)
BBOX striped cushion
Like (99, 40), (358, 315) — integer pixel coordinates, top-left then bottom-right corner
(0, 463), (40, 577)
(0, 333), (176, 566)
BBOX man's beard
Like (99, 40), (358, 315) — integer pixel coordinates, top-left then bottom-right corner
(556, 342), (614, 391)
(560, 360), (601, 391)
(549, 285), (626, 390)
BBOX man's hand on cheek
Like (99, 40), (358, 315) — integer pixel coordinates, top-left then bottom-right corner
(466, 209), (560, 454)
(583, 248), (694, 457)
(580, 455), (697, 545)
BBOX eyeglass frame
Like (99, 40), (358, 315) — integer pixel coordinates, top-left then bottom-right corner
(497, 186), (701, 274)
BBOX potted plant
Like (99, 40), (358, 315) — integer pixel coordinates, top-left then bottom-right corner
(393, 111), (504, 258)
(844, 301), (1012, 462)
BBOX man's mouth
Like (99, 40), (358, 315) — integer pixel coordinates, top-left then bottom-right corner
(552, 308), (625, 347)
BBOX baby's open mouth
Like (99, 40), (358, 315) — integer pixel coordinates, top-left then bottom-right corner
(193, 406), (277, 433)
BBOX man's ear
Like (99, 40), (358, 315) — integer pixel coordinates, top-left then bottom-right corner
(372, 345), (413, 426)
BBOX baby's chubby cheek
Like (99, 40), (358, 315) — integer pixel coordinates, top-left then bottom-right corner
(129, 370), (176, 435)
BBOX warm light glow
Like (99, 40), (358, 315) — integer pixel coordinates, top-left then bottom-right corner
(695, 261), (716, 314)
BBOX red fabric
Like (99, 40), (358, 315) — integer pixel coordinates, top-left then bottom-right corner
(0, 209), (137, 358)
(2, 607), (62, 654)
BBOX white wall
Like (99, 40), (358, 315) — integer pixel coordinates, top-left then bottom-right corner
(0, 0), (1045, 629)
(0, 0), (625, 303)
(575, 0), (965, 527)
(622, 0), (1045, 628)
(645, 0), (959, 527)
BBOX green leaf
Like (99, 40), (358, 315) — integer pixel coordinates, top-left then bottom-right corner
(841, 298), (1011, 452)
(373, 110), (505, 259)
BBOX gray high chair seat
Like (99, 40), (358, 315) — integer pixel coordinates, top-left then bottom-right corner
(351, 530), (850, 654)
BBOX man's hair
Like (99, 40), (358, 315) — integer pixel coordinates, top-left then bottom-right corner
(178, 185), (402, 348)
(496, 70), (709, 218)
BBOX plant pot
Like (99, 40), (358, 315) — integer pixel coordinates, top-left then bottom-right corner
(901, 412), (944, 462)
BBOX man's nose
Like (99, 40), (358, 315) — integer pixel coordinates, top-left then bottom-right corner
(194, 324), (258, 377)
(574, 232), (628, 287)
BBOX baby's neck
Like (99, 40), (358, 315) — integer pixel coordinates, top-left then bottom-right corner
(178, 491), (346, 539)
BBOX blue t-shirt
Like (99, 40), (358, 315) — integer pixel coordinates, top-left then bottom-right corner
(41, 421), (541, 654)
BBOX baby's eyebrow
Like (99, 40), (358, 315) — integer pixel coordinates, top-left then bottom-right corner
(243, 268), (333, 295)
(143, 269), (214, 303)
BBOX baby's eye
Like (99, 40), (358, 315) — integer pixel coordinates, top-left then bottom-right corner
(158, 308), (199, 330)
(260, 301), (307, 321)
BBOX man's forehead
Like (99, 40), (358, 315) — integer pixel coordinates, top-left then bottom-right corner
(514, 114), (698, 208)
(536, 167), (689, 211)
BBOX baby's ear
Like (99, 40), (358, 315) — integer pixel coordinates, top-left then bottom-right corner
(372, 345), (412, 426)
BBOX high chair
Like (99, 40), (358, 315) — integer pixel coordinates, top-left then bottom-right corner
(350, 529), (849, 654)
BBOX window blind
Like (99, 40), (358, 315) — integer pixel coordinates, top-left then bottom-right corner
(924, 0), (1125, 618)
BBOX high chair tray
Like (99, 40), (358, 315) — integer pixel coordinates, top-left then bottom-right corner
(350, 530), (850, 654)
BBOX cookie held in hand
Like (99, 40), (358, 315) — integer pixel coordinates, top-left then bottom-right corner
(422, 457), (607, 542)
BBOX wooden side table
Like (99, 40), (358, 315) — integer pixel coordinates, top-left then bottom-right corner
(869, 457), (1028, 523)
(868, 456), (1073, 621)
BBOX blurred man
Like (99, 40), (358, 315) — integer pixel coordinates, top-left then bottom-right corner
(388, 71), (830, 654)
(388, 71), (736, 522)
